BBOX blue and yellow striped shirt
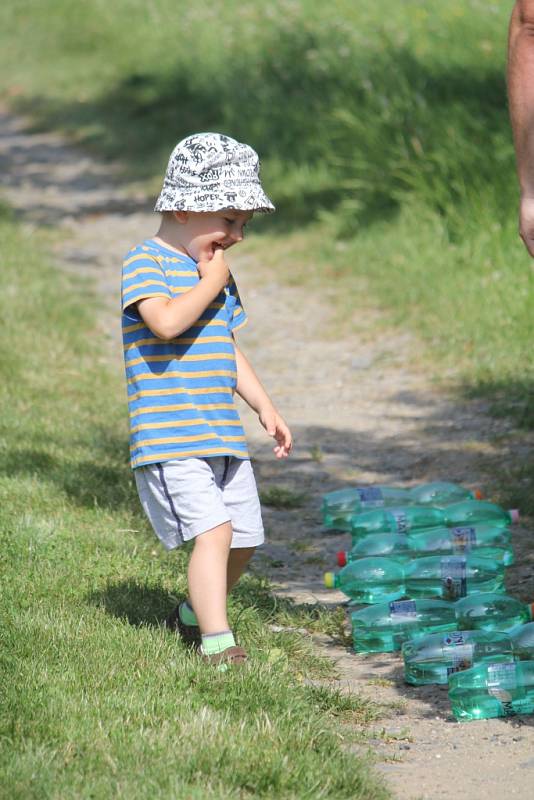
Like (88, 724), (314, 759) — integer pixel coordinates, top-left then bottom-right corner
(121, 239), (249, 469)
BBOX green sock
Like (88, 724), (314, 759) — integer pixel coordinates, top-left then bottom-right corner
(178, 601), (198, 627)
(201, 631), (235, 655)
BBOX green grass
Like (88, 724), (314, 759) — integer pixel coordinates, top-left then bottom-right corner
(0, 217), (387, 797)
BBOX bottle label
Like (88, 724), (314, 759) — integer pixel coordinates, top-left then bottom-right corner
(356, 487), (384, 508)
(440, 556), (467, 600)
(389, 509), (409, 534)
(487, 662), (520, 710)
(389, 599), (417, 619)
(451, 526), (477, 553)
(443, 632), (475, 674)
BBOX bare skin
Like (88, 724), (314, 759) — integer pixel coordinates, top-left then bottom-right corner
(508, 0), (534, 255)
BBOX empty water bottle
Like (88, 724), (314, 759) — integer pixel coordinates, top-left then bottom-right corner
(338, 524), (513, 567)
(337, 533), (412, 566)
(403, 622), (534, 685)
(322, 482), (482, 530)
(351, 598), (458, 653)
(351, 594), (534, 654)
(324, 558), (405, 604)
(350, 501), (518, 539)
(409, 524), (513, 565)
(405, 555), (504, 600)
(403, 630), (515, 685)
(326, 554), (504, 604)
(455, 592), (534, 632)
(448, 661), (534, 721)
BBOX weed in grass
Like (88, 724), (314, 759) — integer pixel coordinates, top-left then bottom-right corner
(259, 485), (308, 509)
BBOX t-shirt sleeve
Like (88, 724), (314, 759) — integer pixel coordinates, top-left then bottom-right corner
(121, 252), (171, 315)
(228, 274), (248, 332)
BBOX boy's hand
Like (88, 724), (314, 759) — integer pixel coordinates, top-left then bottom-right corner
(197, 248), (230, 290)
(259, 406), (293, 458)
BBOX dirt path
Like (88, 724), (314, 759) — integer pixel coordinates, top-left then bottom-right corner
(2, 108), (534, 800)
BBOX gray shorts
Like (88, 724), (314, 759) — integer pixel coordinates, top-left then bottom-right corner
(134, 456), (264, 551)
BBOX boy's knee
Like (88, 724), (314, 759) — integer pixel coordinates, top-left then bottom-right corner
(194, 521), (233, 548)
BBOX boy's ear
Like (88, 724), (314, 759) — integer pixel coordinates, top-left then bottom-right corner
(173, 210), (189, 224)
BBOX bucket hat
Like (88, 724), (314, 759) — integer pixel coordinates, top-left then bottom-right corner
(154, 132), (275, 213)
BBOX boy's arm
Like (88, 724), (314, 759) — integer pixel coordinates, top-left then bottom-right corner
(137, 250), (229, 339)
(508, 0), (534, 256)
(234, 341), (292, 459)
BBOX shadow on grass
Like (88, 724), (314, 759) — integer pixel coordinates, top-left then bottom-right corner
(0, 431), (137, 511)
(88, 579), (176, 627)
(10, 43), (512, 233)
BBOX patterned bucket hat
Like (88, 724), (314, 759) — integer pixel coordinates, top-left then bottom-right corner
(154, 132), (275, 213)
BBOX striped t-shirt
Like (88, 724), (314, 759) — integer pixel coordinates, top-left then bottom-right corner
(121, 239), (249, 469)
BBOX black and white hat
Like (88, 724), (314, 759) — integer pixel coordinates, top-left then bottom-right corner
(154, 132), (275, 214)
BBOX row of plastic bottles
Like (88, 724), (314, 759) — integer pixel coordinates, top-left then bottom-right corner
(350, 593), (534, 653)
(321, 481), (532, 721)
(324, 554), (505, 604)
(322, 481), (483, 530)
(349, 500), (518, 538)
(337, 523), (513, 567)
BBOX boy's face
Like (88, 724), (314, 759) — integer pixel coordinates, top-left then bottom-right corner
(174, 210), (253, 262)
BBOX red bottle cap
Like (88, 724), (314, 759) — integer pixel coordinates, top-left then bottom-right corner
(473, 489), (483, 500)
(337, 551), (347, 567)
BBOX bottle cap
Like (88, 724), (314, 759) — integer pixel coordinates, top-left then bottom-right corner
(529, 603), (534, 621)
(324, 572), (335, 588)
(337, 551), (347, 567)
(473, 489), (483, 500)
(509, 509), (520, 524)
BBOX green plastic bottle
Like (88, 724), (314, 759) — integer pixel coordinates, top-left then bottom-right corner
(403, 622), (534, 686)
(448, 661), (534, 721)
(324, 557), (405, 604)
(351, 598), (458, 653)
(337, 533), (412, 566)
(455, 592), (534, 632)
(350, 502), (518, 539)
(321, 482), (482, 530)
(327, 554), (504, 603)
(408, 524), (513, 566)
(339, 526), (513, 567)
(403, 630), (515, 685)
(404, 555), (505, 600)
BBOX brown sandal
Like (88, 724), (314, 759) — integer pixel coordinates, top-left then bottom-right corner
(201, 645), (248, 665)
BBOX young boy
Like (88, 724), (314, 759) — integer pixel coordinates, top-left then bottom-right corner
(121, 133), (292, 666)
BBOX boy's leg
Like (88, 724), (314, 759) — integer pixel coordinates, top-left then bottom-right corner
(227, 546), (255, 592)
(187, 521), (233, 634)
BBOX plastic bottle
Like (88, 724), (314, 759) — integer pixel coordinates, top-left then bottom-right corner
(350, 501), (519, 539)
(337, 533), (412, 565)
(403, 622), (534, 686)
(324, 557), (405, 604)
(338, 524), (513, 567)
(448, 661), (534, 721)
(351, 594), (534, 654)
(405, 555), (504, 600)
(321, 482), (482, 530)
(455, 592), (534, 632)
(325, 554), (504, 604)
(403, 630), (515, 685)
(351, 598), (458, 653)
(408, 524), (513, 565)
